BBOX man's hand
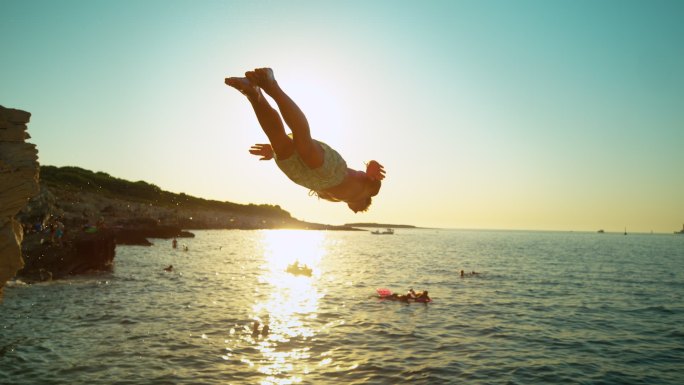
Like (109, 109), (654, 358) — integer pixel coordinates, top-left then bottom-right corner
(249, 143), (274, 160)
(366, 160), (386, 181)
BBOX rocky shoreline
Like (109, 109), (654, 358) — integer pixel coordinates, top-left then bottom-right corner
(17, 220), (193, 282)
(0, 106), (360, 291)
(19, 230), (116, 282)
(12, 166), (360, 284)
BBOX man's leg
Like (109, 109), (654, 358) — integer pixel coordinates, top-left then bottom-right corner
(246, 68), (324, 169)
(225, 77), (294, 159)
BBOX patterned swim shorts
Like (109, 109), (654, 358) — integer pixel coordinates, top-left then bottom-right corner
(274, 140), (347, 191)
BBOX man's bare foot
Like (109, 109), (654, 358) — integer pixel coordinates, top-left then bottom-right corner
(225, 77), (260, 100)
(245, 68), (278, 94)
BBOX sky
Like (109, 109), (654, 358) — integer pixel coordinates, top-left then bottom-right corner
(1, 0), (683, 233)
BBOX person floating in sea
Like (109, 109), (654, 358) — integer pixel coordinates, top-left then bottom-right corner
(225, 67), (386, 212)
(172, 237), (178, 249)
(407, 288), (431, 302)
(379, 288), (431, 303)
(164, 265), (173, 272)
(415, 290), (431, 302)
(385, 293), (411, 302)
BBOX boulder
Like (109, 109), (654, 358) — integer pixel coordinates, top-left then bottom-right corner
(19, 230), (116, 281)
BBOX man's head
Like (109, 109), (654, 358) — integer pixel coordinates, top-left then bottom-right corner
(347, 196), (372, 213)
(347, 178), (381, 213)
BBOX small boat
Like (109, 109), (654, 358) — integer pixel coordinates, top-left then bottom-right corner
(597, 229), (605, 233)
(371, 228), (394, 235)
(286, 262), (312, 276)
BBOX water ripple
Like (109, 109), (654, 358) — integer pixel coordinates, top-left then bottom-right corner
(1, 230), (683, 384)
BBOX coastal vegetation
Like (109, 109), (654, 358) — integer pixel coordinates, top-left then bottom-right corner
(40, 165), (288, 219)
(22, 165), (356, 231)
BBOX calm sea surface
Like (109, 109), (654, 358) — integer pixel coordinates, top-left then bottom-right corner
(1, 229), (683, 384)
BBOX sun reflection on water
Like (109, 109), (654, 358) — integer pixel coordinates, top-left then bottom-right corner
(233, 230), (328, 384)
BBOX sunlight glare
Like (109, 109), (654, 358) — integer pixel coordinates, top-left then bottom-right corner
(248, 230), (330, 383)
(260, 230), (326, 273)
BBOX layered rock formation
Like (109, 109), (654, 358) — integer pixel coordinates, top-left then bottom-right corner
(0, 106), (40, 300)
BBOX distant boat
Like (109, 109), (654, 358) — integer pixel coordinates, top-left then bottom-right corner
(597, 229), (605, 233)
(371, 228), (394, 235)
(676, 224), (684, 234)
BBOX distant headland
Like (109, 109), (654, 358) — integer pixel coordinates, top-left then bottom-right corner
(344, 223), (418, 229)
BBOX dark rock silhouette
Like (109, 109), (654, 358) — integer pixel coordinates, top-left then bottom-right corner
(20, 228), (115, 282)
(0, 106), (39, 299)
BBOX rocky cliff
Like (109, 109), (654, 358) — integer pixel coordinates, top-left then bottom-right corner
(0, 106), (40, 300)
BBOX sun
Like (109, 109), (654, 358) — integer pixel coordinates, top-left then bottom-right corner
(273, 71), (348, 146)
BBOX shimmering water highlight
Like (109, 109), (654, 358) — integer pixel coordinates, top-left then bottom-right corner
(1, 229), (683, 384)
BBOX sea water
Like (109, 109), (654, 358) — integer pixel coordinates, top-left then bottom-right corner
(1, 229), (682, 384)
